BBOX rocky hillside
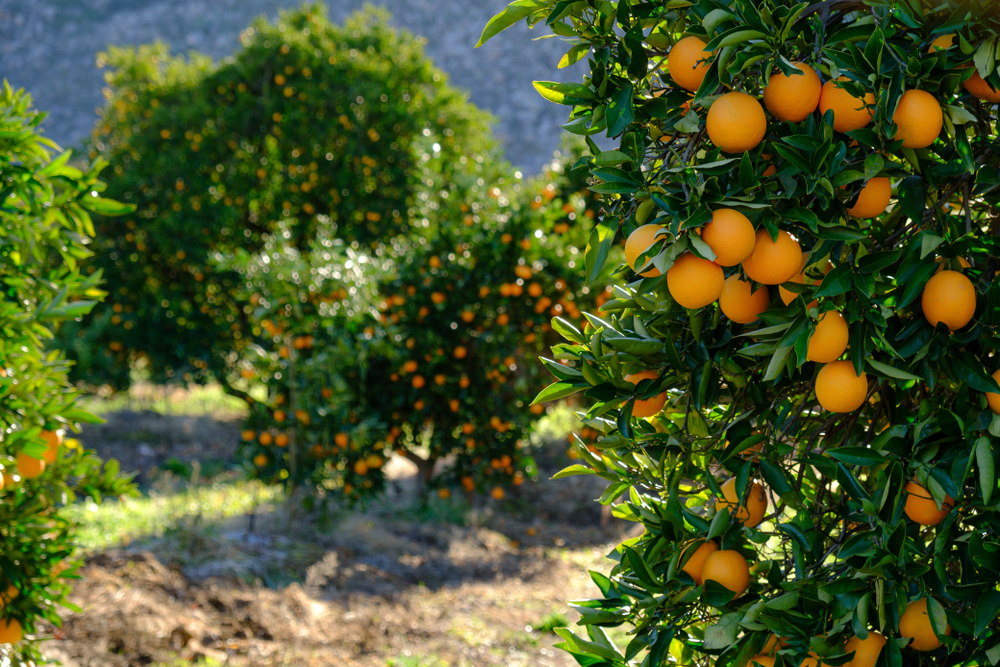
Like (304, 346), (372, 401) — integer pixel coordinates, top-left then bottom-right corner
(0, 0), (583, 173)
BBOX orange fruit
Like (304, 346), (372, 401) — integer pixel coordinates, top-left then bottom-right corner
(701, 209), (756, 266)
(354, 460), (368, 475)
(800, 653), (824, 667)
(667, 253), (724, 309)
(680, 539), (718, 586)
(845, 632), (886, 667)
(716, 478), (767, 527)
(903, 481), (954, 526)
(815, 361), (868, 413)
(928, 33), (955, 52)
(806, 311), (849, 363)
(847, 177), (891, 218)
(986, 369), (1000, 414)
(16, 452), (44, 479)
(892, 90), (942, 149)
(706, 92), (767, 153)
(402, 359), (418, 373)
(274, 433), (289, 447)
(40, 429), (62, 465)
(741, 229), (802, 285)
(762, 62), (822, 122)
(491, 487), (505, 500)
(762, 635), (786, 654)
(624, 371), (667, 418)
(241, 429), (256, 442)
(253, 454), (268, 466)
(818, 77), (874, 133)
(748, 656), (775, 667)
(259, 432), (273, 446)
(668, 36), (713, 91)
(454, 346), (468, 359)
(934, 256), (971, 273)
(922, 270), (976, 331)
(0, 618), (21, 644)
(701, 549), (750, 597)
(1, 585), (19, 607)
(899, 598), (949, 651)
(963, 71), (1000, 103)
(779, 259), (830, 307)
(624, 224), (666, 276)
(719, 275), (770, 324)
(335, 433), (349, 448)
(273, 409), (286, 423)
(412, 375), (426, 389)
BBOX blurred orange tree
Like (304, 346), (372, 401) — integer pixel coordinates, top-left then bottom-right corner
(0, 84), (134, 660)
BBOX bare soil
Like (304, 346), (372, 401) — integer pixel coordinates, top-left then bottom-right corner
(43, 407), (628, 667)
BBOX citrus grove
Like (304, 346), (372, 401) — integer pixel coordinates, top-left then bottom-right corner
(0, 84), (134, 661)
(69, 4), (612, 501)
(481, 0), (1000, 666)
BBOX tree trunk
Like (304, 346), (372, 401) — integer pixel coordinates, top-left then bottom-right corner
(401, 450), (437, 502)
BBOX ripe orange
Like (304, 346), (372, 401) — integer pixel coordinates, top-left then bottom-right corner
(680, 539), (718, 585)
(899, 598), (949, 651)
(335, 433), (349, 448)
(16, 452), (45, 479)
(667, 253), (724, 309)
(928, 33), (955, 52)
(922, 270), (976, 331)
(701, 209), (756, 266)
(624, 224), (666, 276)
(963, 71), (1000, 102)
(0, 585), (18, 607)
(818, 77), (874, 132)
(701, 549), (750, 597)
(454, 346), (468, 359)
(762, 62), (822, 122)
(40, 429), (62, 465)
(892, 90), (942, 149)
(354, 460), (369, 475)
(668, 36), (712, 91)
(847, 177), (891, 218)
(716, 478), (767, 527)
(707, 92), (767, 153)
(986, 369), (1000, 414)
(273, 409), (286, 423)
(259, 432), (273, 446)
(242, 429), (256, 442)
(845, 632), (886, 667)
(719, 275), (769, 324)
(741, 229), (802, 285)
(437, 488), (451, 499)
(491, 487), (505, 500)
(412, 375), (426, 389)
(0, 618), (21, 644)
(275, 433), (289, 447)
(815, 361), (868, 413)
(624, 371), (667, 418)
(747, 656), (775, 667)
(253, 454), (268, 466)
(402, 359), (419, 373)
(806, 311), (849, 363)
(903, 481), (954, 525)
(779, 259), (829, 307)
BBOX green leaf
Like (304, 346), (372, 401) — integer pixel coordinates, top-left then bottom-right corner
(607, 85), (636, 137)
(764, 346), (793, 381)
(532, 381), (588, 404)
(814, 263), (852, 298)
(865, 358), (921, 382)
(703, 613), (742, 650)
(80, 196), (136, 216)
(552, 464), (597, 479)
(975, 590), (1000, 638)
(764, 592), (800, 610)
(828, 447), (885, 467)
(977, 437), (995, 505)
(585, 218), (617, 283)
(532, 81), (596, 105)
(476, 0), (547, 47)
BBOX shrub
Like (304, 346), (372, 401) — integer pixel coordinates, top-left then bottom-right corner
(0, 83), (134, 660)
(63, 3), (501, 393)
(486, 1), (1000, 665)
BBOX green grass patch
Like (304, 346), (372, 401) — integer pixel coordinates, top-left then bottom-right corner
(529, 611), (569, 634)
(386, 654), (449, 667)
(77, 382), (251, 419)
(65, 481), (283, 552)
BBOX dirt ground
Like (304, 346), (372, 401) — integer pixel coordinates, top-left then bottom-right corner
(43, 399), (630, 667)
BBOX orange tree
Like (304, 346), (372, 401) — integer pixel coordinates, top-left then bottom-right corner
(483, 0), (1000, 665)
(58, 4), (500, 394)
(231, 142), (611, 502)
(0, 84), (134, 661)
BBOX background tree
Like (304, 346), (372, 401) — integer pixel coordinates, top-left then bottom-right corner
(61, 3), (501, 394)
(0, 83), (134, 661)
(483, 1), (1000, 666)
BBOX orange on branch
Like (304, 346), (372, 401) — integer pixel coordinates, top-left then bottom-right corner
(846, 177), (891, 219)
(815, 361), (868, 413)
(680, 539), (718, 586)
(624, 370), (666, 418)
(668, 36), (713, 91)
(741, 229), (802, 285)
(892, 90), (942, 149)
(818, 77), (874, 133)
(666, 253), (724, 309)
(903, 481), (954, 526)
(922, 270), (976, 331)
(986, 369), (1000, 415)
(719, 275), (769, 324)
(0, 618), (21, 644)
(845, 632), (886, 667)
(963, 71), (1000, 102)
(762, 62), (822, 122)
(16, 452), (45, 479)
(624, 224), (666, 276)
(701, 209), (756, 266)
(899, 598), (949, 651)
(40, 429), (62, 464)
(716, 478), (767, 527)
(706, 92), (766, 153)
(701, 549), (750, 597)
(806, 311), (849, 363)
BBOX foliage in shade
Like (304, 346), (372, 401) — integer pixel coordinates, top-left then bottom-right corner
(0, 82), (135, 660)
(483, 0), (1000, 665)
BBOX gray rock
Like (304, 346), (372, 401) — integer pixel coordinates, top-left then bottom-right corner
(0, 0), (587, 173)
